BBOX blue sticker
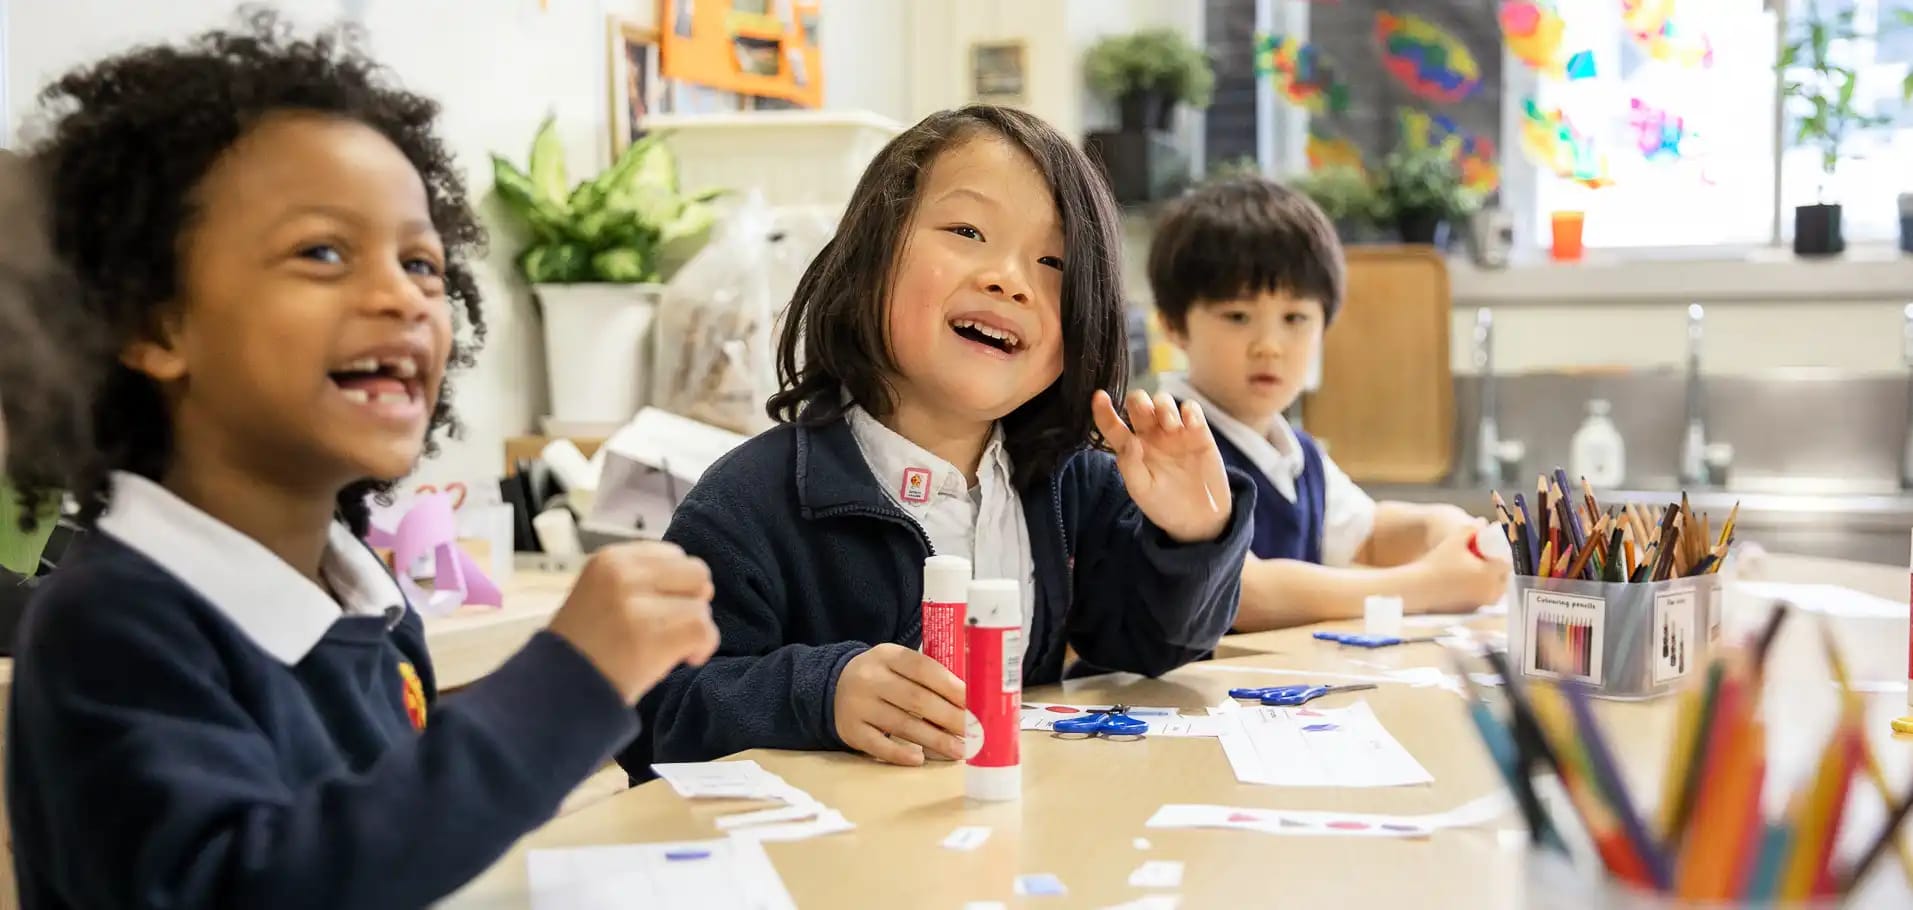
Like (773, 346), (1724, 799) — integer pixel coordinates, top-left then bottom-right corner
(1015, 873), (1068, 897)
(665, 849), (711, 861)
(1303, 723), (1340, 732)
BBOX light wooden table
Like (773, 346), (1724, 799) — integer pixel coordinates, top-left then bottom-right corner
(446, 596), (1913, 909)
(420, 569), (573, 690)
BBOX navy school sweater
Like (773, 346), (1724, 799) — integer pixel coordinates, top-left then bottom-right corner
(6, 532), (637, 910)
(620, 411), (1256, 773)
(1211, 427), (1329, 564)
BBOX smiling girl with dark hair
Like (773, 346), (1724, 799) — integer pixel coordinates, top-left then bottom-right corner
(629, 105), (1256, 772)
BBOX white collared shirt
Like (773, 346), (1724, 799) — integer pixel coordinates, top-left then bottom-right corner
(845, 406), (1036, 641)
(97, 471), (407, 665)
(1157, 375), (1377, 567)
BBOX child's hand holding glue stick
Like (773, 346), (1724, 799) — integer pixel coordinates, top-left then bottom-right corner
(1404, 521), (1512, 614)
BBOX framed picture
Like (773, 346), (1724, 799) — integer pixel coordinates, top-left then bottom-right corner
(608, 18), (663, 155)
(971, 41), (1027, 102)
(662, 0), (823, 108)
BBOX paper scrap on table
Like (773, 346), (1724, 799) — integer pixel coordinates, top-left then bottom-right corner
(726, 809), (854, 843)
(1216, 701), (1433, 787)
(1019, 704), (1224, 737)
(651, 760), (809, 803)
(527, 838), (795, 910)
(1127, 860), (1184, 888)
(1146, 792), (1510, 839)
(942, 825), (992, 850)
(963, 904), (1007, 910)
(1014, 873), (1068, 897)
(1132, 837), (1152, 850)
(714, 803), (819, 830)
(1733, 581), (1907, 619)
(1100, 897), (1181, 910)
(1189, 664), (1456, 691)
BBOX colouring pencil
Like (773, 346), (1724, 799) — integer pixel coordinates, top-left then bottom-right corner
(1843, 767), (1913, 895)
(1560, 680), (1670, 888)
(1528, 684), (1654, 886)
(1717, 502), (1740, 549)
(1537, 477), (1552, 551)
(1666, 659), (1728, 844)
(1514, 493), (1541, 572)
(1819, 615), (1913, 887)
(1449, 648), (1561, 850)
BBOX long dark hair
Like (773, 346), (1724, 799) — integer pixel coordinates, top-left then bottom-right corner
(766, 105), (1129, 487)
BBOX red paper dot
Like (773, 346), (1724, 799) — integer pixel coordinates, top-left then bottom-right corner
(1327, 821), (1370, 830)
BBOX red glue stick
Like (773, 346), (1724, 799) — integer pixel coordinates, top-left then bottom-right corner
(921, 555), (971, 680)
(964, 578), (1022, 802)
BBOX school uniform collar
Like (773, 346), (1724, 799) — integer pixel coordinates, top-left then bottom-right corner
(1156, 374), (1304, 503)
(843, 404), (1009, 515)
(97, 471), (405, 665)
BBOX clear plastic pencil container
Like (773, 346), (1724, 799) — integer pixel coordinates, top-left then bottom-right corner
(1507, 574), (1722, 701)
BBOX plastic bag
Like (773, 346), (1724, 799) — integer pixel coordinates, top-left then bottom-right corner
(651, 192), (834, 434)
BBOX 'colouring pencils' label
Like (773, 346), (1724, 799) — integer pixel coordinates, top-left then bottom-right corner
(1523, 589), (1606, 685)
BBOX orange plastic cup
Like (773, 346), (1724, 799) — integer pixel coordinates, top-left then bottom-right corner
(1551, 210), (1585, 261)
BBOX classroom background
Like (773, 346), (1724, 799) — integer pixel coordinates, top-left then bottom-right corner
(4, 1), (1913, 908)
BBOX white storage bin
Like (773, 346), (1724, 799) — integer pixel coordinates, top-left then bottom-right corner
(645, 110), (903, 212)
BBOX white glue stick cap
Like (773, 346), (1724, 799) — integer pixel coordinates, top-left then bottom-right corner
(923, 555), (972, 604)
(1365, 595), (1404, 637)
(967, 763), (1022, 802)
(967, 579), (1019, 629)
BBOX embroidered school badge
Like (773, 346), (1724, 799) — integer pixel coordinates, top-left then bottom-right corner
(901, 467), (932, 504)
(397, 661), (428, 730)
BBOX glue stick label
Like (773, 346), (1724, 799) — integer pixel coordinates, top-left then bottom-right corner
(965, 627), (1020, 769)
(923, 598), (966, 680)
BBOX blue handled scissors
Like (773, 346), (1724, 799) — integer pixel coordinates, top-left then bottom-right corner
(1313, 631), (1441, 649)
(1050, 704), (1151, 740)
(1228, 684), (1378, 706)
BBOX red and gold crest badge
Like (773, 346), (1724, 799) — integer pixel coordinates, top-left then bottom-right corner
(397, 661), (428, 731)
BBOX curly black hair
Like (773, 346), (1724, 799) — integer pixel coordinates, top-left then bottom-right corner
(16, 8), (487, 534)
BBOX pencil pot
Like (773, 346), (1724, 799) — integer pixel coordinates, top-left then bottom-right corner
(1507, 574), (1721, 701)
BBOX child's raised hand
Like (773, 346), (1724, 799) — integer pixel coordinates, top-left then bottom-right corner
(1092, 389), (1234, 544)
(833, 644), (967, 766)
(547, 541), (721, 705)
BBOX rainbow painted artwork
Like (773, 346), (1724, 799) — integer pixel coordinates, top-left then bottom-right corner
(1628, 97), (1692, 160)
(1254, 33), (1351, 114)
(1521, 98), (1613, 188)
(1306, 123), (1366, 176)
(1501, 1), (1596, 78)
(1375, 12), (1482, 103)
(1621, 0), (1714, 68)
(1399, 108), (1501, 195)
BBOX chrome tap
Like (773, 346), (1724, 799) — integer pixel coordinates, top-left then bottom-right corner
(1900, 303), (1913, 489)
(1678, 303), (1708, 487)
(1472, 308), (1506, 486)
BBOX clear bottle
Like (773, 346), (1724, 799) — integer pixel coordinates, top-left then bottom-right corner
(1570, 399), (1626, 488)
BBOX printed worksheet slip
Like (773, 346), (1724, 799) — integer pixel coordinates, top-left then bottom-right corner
(527, 838), (795, 910)
(650, 760), (812, 803)
(1145, 792), (1510, 839)
(1019, 704), (1224, 737)
(1215, 701), (1434, 787)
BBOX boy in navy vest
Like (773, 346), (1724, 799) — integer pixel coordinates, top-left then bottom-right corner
(1146, 177), (1508, 631)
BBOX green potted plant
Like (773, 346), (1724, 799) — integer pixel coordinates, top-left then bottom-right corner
(1778, 0), (1899, 256)
(492, 116), (721, 428)
(1376, 146), (1475, 247)
(1084, 28), (1215, 132)
(1291, 165), (1385, 243)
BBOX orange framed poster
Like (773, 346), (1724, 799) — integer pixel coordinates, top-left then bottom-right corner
(661, 0), (822, 108)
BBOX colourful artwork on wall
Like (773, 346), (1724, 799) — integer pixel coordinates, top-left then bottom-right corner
(1254, 34), (1351, 114)
(1521, 98), (1613, 188)
(1374, 12), (1482, 104)
(1306, 123), (1366, 176)
(1621, 0), (1713, 69)
(1501, 2), (1597, 79)
(1399, 108), (1501, 195)
(1628, 97), (1692, 160)
(661, 0), (824, 108)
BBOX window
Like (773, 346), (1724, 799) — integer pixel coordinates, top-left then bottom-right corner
(1239, 0), (1911, 254)
(1778, 0), (1912, 243)
(1525, 0), (1779, 249)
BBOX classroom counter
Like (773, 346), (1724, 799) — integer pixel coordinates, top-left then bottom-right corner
(1369, 484), (1913, 566)
(446, 555), (1913, 909)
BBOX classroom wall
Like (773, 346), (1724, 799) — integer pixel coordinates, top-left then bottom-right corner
(3, 0), (910, 488)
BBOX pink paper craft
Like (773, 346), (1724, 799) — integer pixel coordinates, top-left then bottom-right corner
(363, 491), (502, 615)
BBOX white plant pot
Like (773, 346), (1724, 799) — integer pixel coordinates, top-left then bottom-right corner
(534, 283), (662, 428)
